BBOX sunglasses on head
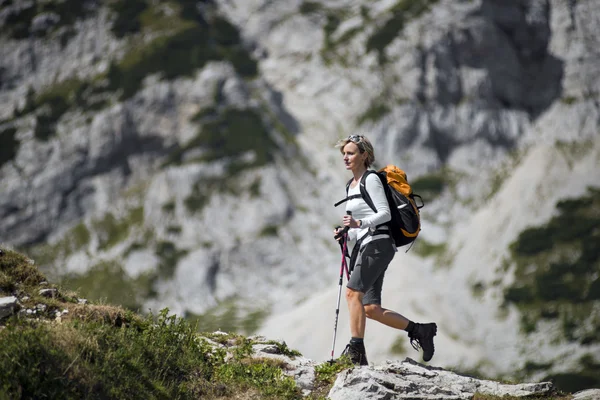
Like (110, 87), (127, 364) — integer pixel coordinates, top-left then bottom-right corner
(347, 135), (363, 143)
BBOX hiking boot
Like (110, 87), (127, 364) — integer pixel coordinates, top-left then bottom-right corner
(340, 341), (368, 366)
(408, 322), (437, 362)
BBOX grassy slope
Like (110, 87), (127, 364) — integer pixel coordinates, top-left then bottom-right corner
(0, 248), (349, 400)
(0, 248), (575, 399)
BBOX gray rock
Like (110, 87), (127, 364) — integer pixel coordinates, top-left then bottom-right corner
(573, 389), (600, 400)
(39, 288), (57, 298)
(31, 12), (61, 34)
(0, 296), (17, 319)
(328, 358), (552, 400)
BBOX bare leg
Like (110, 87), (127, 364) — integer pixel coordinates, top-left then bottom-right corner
(346, 288), (366, 338)
(364, 304), (410, 330)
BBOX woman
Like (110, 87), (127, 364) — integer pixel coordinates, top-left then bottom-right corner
(333, 134), (437, 366)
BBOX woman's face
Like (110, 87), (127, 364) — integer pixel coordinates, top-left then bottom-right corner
(342, 142), (365, 172)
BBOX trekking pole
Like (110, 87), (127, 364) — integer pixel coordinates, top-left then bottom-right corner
(329, 212), (351, 362)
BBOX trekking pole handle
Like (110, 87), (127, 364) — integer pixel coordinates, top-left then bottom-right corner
(334, 211), (352, 240)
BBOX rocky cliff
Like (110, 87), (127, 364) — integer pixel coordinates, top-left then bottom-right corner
(1, 0), (599, 392)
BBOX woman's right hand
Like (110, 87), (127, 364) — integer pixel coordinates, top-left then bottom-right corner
(333, 227), (344, 242)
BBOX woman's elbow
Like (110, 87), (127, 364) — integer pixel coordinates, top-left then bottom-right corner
(381, 210), (391, 223)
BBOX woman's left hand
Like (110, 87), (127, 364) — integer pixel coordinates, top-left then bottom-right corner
(342, 215), (361, 229)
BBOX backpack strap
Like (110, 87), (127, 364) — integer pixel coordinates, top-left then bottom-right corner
(358, 170), (377, 213)
(333, 171), (382, 213)
(334, 178), (359, 207)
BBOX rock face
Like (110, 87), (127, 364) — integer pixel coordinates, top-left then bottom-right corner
(1, 0), (599, 391)
(0, 296), (17, 319)
(328, 358), (553, 400)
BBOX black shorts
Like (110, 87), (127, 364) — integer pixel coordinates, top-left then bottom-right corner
(347, 237), (395, 305)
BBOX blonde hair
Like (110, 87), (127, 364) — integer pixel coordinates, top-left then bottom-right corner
(335, 135), (375, 168)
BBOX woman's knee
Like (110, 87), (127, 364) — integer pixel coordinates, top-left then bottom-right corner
(364, 304), (382, 320)
(346, 288), (362, 303)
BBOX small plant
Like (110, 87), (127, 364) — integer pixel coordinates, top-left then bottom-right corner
(314, 357), (353, 384)
(265, 340), (302, 358)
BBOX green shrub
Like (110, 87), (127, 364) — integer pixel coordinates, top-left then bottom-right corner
(0, 126), (19, 168)
(107, 5), (256, 100)
(542, 372), (600, 394)
(186, 301), (269, 336)
(155, 241), (188, 278)
(2, 0), (98, 40)
(299, 1), (322, 14)
(61, 260), (156, 311)
(0, 324), (80, 398)
(356, 103), (390, 125)
(93, 213), (130, 251)
(314, 357), (353, 384)
(411, 173), (446, 199)
(1, 249), (303, 399)
(366, 0), (439, 63)
(504, 187), (600, 345)
(32, 78), (85, 140)
(260, 225), (279, 237)
(109, 0), (148, 38)
(198, 108), (276, 165)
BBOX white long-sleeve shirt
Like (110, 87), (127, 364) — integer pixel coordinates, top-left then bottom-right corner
(345, 172), (393, 250)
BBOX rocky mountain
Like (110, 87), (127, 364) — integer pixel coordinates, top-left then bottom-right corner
(1, 0), (598, 393)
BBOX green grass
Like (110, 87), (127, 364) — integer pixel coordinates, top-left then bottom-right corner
(109, 0), (149, 38)
(194, 108), (277, 166)
(366, 0), (439, 64)
(472, 393), (571, 400)
(185, 300), (270, 336)
(166, 107), (278, 178)
(0, 247), (303, 399)
(249, 177), (262, 197)
(413, 238), (446, 258)
(356, 102), (391, 125)
(503, 187), (600, 392)
(0, 126), (19, 168)
(107, 4), (257, 101)
(299, 1), (323, 14)
(390, 335), (407, 355)
(61, 260), (156, 312)
(33, 78), (83, 140)
(25, 221), (92, 270)
(260, 225), (280, 237)
(183, 176), (242, 214)
(309, 357), (354, 399)
(10, 1), (258, 140)
(155, 241), (188, 278)
(92, 207), (144, 251)
(319, 8), (359, 66)
(23, 78), (110, 141)
(410, 172), (446, 200)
